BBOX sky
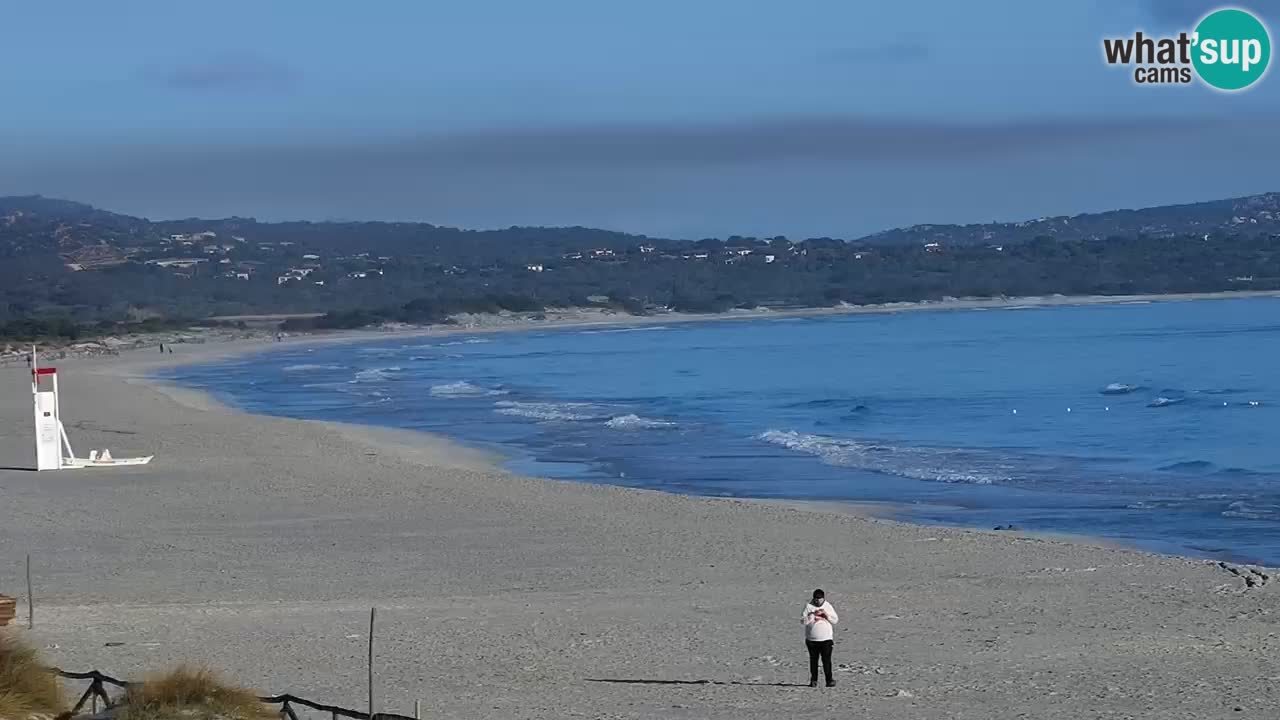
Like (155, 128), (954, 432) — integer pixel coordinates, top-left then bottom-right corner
(2, 0), (1278, 238)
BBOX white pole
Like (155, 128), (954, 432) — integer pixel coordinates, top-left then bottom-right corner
(52, 368), (61, 426)
(58, 420), (76, 466)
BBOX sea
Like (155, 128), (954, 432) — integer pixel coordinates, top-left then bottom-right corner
(164, 297), (1280, 565)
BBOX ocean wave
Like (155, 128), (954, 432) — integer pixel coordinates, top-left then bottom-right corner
(351, 366), (401, 383)
(1159, 460), (1216, 473)
(429, 381), (509, 398)
(494, 400), (606, 422)
(1223, 500), (1280, 520)
(605, 413), (676, 430)
(1217, 467), (1266, 478)
(784, 397), (864, 409)
(580, 326), (671, 335)
(284, 363), (344, 372)
(758, 430), (1009, 485)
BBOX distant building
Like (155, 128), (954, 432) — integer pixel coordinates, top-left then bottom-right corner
(147, 258), (208, 269)
(277, 267), (314, 285)
(170, 231), (216, 242)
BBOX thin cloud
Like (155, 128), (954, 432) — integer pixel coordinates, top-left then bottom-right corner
(817, 41), (930, 64)
(155, 54), (298, 93)
(6, 112), (1260, 236)
(11, 114), (1232, 176)
(240, 114), (1222, 171)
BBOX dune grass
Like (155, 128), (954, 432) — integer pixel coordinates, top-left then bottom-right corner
(117, 666), (272, 720)
(0, 630), (65, 720)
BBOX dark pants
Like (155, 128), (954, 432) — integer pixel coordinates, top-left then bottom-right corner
(806, 639), (833, 682)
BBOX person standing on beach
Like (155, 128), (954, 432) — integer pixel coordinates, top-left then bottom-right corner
(802, 589), (839, 687)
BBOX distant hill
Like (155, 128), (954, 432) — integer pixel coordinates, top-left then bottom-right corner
(1, 191), (1279, 340)
(859, 193), (1280, 246)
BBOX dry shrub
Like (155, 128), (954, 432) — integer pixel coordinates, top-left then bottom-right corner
(0, 631), (64, 720)
(118, 666), (270, 720)
(118, 666), (272, 717)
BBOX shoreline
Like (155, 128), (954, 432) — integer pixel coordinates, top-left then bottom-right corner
(7, 288), (1279, 367)
(135, 290), (1278, 567)
(2, 296), (1278, 717)
(130, 291), (1273, 566)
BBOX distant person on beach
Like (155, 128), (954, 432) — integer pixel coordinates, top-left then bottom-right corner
(159, 343), (164, 353)
(802, 588), (839, 687)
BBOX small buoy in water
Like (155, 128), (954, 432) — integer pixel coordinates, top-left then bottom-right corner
(1067, 407), (1072, 413)
(1105, 406), (1110, 411)
(1012, 409), (1018, 414)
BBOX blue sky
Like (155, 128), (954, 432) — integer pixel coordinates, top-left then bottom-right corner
(2, 0), (1277, 237)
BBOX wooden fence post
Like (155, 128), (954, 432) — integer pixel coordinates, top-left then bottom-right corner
(26, 553), (33, 629)
(368, 607), (376, 720)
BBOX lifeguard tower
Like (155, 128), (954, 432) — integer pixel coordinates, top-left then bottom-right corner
(30, 349), (153, 470)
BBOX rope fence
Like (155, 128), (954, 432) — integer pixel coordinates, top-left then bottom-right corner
(48, 668), (418, 720)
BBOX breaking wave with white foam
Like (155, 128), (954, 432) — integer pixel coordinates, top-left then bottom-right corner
(494, 400), (606, 422)
(605, 413), (676, 430)
(284, 363), (344, 372)
(351, 367), (401, 383)
(429, 381), (509, 397)
(758, 429), (1010, 485)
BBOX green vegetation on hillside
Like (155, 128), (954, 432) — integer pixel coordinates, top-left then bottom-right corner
(2, 194), (1279, 340)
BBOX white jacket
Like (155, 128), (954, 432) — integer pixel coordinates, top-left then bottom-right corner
(802, 601), (839, 641)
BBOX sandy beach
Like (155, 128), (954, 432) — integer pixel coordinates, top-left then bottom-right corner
(1, 335), (1278, 719)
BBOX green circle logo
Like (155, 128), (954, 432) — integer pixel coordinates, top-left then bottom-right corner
(1192, 8), (1271, 91)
